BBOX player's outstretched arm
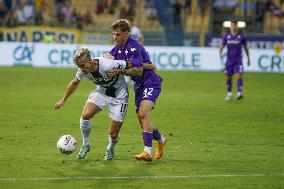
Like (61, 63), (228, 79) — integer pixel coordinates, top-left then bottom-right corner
(54, 78), (80, 110)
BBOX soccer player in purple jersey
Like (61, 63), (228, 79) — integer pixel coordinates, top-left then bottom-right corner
(219, 20), (250, 100)
(106, 19), (167, 162)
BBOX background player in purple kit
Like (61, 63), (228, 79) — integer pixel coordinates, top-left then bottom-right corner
(106, 19), (167, 162)
(219, 20), (251, 100)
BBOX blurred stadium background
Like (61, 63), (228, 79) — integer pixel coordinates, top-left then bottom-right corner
(0, 0), (283, 46)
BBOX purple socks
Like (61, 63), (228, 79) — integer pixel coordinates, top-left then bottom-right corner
(237, 79), (243, 92)
(143, 131), (153, 147)
(226, 79), (232, 92)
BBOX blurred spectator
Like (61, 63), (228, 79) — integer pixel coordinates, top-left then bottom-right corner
(55, 0), (64, 16)
(198, 0), (207, 17)
(15, 4), (26, 25)
(47, 10), (57, 26)
(22, 0), (34, 24)
(3, 0), (12, 10)
(172, 0), (183, 28)
(61, 0), (73, 26)
(74, 11), (83, 30)
(4, 10), (18, 27)
(184, 0), (191, 15)
(128, 17), (144, 43)
(119, 3), (129, 19)
(127, 0), (136, 18)
(108, 0), (119, 15)
(34, 10), (43, 25)
(145, 0), (158, 21)
(265, 1), (283, 17)
(96, 0), (105, 14)
(83, 10), (94, 28)
(255, 0), (265, 32)
(56, 10), (65, 26)
(0, 0), (8, 26)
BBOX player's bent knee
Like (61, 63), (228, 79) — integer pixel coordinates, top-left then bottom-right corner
(81, 113), (93, 120)
(109, 133), (119, 138)
(137, 110), (148, 121)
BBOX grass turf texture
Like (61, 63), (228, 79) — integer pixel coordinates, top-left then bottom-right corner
(0, 67), (283, 189)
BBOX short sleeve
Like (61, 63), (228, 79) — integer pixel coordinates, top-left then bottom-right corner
(109, 47), (116, 57)
(75, 69), (85, 81)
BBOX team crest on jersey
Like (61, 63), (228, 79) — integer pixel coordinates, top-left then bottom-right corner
(227, 35), (231, 39)
(124, 49), (128, 55)
(130, 47), (136, 52)
(237, 35), (241, 39)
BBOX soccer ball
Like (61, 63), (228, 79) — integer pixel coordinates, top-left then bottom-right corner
(57, 135), (77, 154)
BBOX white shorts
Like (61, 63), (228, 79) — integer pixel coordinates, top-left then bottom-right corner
(87, 91), (128, 122)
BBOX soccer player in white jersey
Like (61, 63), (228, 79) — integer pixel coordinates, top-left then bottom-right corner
(54, 47), (129, 160)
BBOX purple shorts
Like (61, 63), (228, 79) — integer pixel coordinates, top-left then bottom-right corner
(224, 62), (243, 75)
(135, 83), (161, 112)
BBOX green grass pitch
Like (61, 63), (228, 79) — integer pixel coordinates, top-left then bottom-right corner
(0, 67), (284, 189)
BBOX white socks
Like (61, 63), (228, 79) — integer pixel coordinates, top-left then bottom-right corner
(158, 135), (165, 144)
(80, 117), (92, 146)
(144, 146), (152, 154)
(107, 135), (120, 150)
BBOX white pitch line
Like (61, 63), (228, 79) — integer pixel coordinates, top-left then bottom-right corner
(1, 173), (284, 181)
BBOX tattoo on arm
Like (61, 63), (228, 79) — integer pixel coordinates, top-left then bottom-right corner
(121, 66), (143, 77)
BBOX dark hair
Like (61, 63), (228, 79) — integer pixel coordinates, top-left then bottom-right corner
(111, 19), (130, 32)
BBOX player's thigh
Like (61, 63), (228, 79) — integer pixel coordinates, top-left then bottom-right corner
(82, 91), (108, 118)
(82, 102), (102, 119)
(224, 63), (233, 75)
(139, 100), (155, 114)
(137, 100), (155, 120)
(234, 64), (243, 74)
(108, 97), (128, 122)
(234, 64), (243, 79)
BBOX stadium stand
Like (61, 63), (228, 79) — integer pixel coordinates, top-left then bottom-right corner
(0, 0), (283, 45)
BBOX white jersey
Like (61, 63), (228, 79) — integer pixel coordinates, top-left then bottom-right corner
(76, 57), (128, 99)
(130, 26), (143, 41)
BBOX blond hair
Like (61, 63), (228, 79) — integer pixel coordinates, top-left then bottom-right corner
(73, 48), (92, 67)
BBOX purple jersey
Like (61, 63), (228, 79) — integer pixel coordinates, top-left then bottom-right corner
(110, 37), (163, 111)
(109, 37), (162, 88)
(222, 32), (246, 65)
